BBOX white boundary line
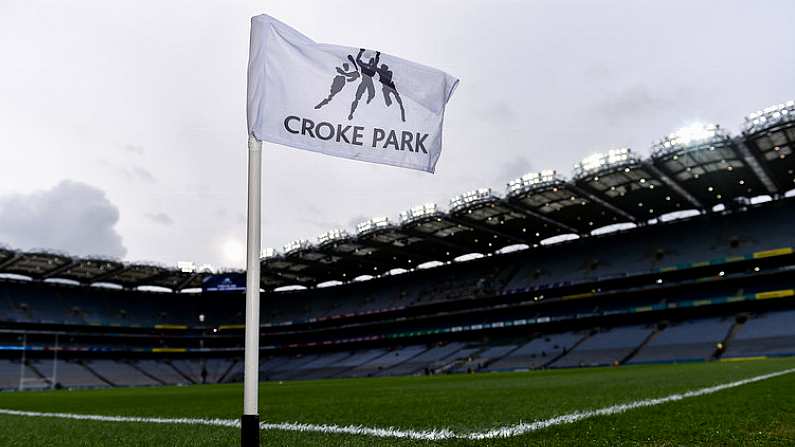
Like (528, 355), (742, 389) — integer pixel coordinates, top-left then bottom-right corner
(0, 409), (239, 428)
(0, 367), (792, 441)
(466, 366), (795, 440)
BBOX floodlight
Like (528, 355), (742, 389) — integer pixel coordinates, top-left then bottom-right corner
(283, 239), (312, 254)
(317, 229), (348, 245)
(450, 188), (495, 211)
(507, 170), (559, 195)
(743, 100), (795, 133)
(652, 123), (728, 157)
(177, 261), (196, 273)
(672, 124), (718, 145)
(356, 216), (391, 235)
(399, 203), (440, 223)
(573, 148), (635, 178)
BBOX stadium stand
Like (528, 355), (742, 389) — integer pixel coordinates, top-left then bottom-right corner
(49, 360), (108, 388)
(551, 325), (655, 368)
(135, 360), (191, 385)
(723, 310), (795, 358)
(1, 102), (795, 387)
(474, 344), (521, 367)
(323, 349), (388, 377)
(86, 360), (161, 386)
(351, 345), (428, 377)
(287, 351), (356, 380)
(0, 360), (24, 389)
(261, 354), (327, 380)
(383, 342), (466, 376)
(485, 332), (586, 371)
(0, 197), (793, 329)
(629, 317), (733, 364)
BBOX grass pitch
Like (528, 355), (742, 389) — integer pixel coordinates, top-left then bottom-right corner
(0, 357), (794, 446)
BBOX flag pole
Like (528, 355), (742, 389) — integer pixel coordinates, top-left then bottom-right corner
(242, 134), (262, 447)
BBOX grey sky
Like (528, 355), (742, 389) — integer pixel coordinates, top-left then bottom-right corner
(1, 0), (794, 268)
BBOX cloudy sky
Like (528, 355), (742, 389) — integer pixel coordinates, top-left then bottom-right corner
(1, 0), (794, 268)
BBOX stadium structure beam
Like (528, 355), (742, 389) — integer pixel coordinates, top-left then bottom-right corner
(140, 272), (181, 290)
(499, 201), (580, 235)
(315, 245), (396, 270)
(260, 255), (330, 280)
(258, 264), (315, 288)
(86, 265), (133, 286)
(283, 253), (371, 281)
(566, 184), (637, 223)
(258, 275), (285, 290)
(284, 255), (346, 276)
(642, 162), (704, 210)
(0, 254), (22, 271)
(122, 271), (174, 290)
(399, 226), (475, 254)
(446, 215), (529, 245)
(174, 272), (202, 292)
(39, 260), (82, 280)
(357, 236), (440, 266)
(258, 270), (305, 290)
(734, 140), (779, 195)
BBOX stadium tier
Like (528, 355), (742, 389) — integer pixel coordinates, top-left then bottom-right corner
(1, 102), (793, 292)
(1, 103), (795, 389)
(1, 196), (795, 389)
(722, 310), (795, 358)
(549, 325), (654, 368)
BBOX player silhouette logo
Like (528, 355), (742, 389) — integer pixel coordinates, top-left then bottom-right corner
(315, 55), (360, 110)
(376, 61), (406, 122)
(315, 49), (406, 122)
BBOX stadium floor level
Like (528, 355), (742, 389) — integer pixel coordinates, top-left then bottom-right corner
(0, 358), (793, 446)
(3, 306), (795, 390)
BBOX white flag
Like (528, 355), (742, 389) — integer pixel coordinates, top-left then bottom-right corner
(247, 15), (459, 173)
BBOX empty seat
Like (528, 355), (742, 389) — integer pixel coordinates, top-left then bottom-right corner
(630, 318), (731, 364)
(724, 311), (795, 358)
(552, 325), (653, 368)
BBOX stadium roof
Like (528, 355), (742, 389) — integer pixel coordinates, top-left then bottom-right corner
(1, 102), (792, 291)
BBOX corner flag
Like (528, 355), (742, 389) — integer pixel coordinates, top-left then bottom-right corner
(247, 14), (459, 173)
(241, 15), (459, 446)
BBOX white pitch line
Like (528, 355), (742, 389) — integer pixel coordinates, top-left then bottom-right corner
(0, 408), (240, 427)
(465, 366), (795, 440)
(0, 366), (793, 441)
(259, 422), (454, 441)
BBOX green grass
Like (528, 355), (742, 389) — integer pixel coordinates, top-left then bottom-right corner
(1, 358), (794, 446)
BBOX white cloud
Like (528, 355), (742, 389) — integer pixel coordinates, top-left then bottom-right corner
(0, 181), (126, 258)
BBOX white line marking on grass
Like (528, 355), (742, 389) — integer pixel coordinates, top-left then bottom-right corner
(259, 422), (454, 441)
(466, 366), (795, 440)
(0, 367), (793, 441)
(0, 409), (240, 428)
(0, 409), (452, 441)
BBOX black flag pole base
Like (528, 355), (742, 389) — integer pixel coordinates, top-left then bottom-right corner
(241, 414), (260, 447)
